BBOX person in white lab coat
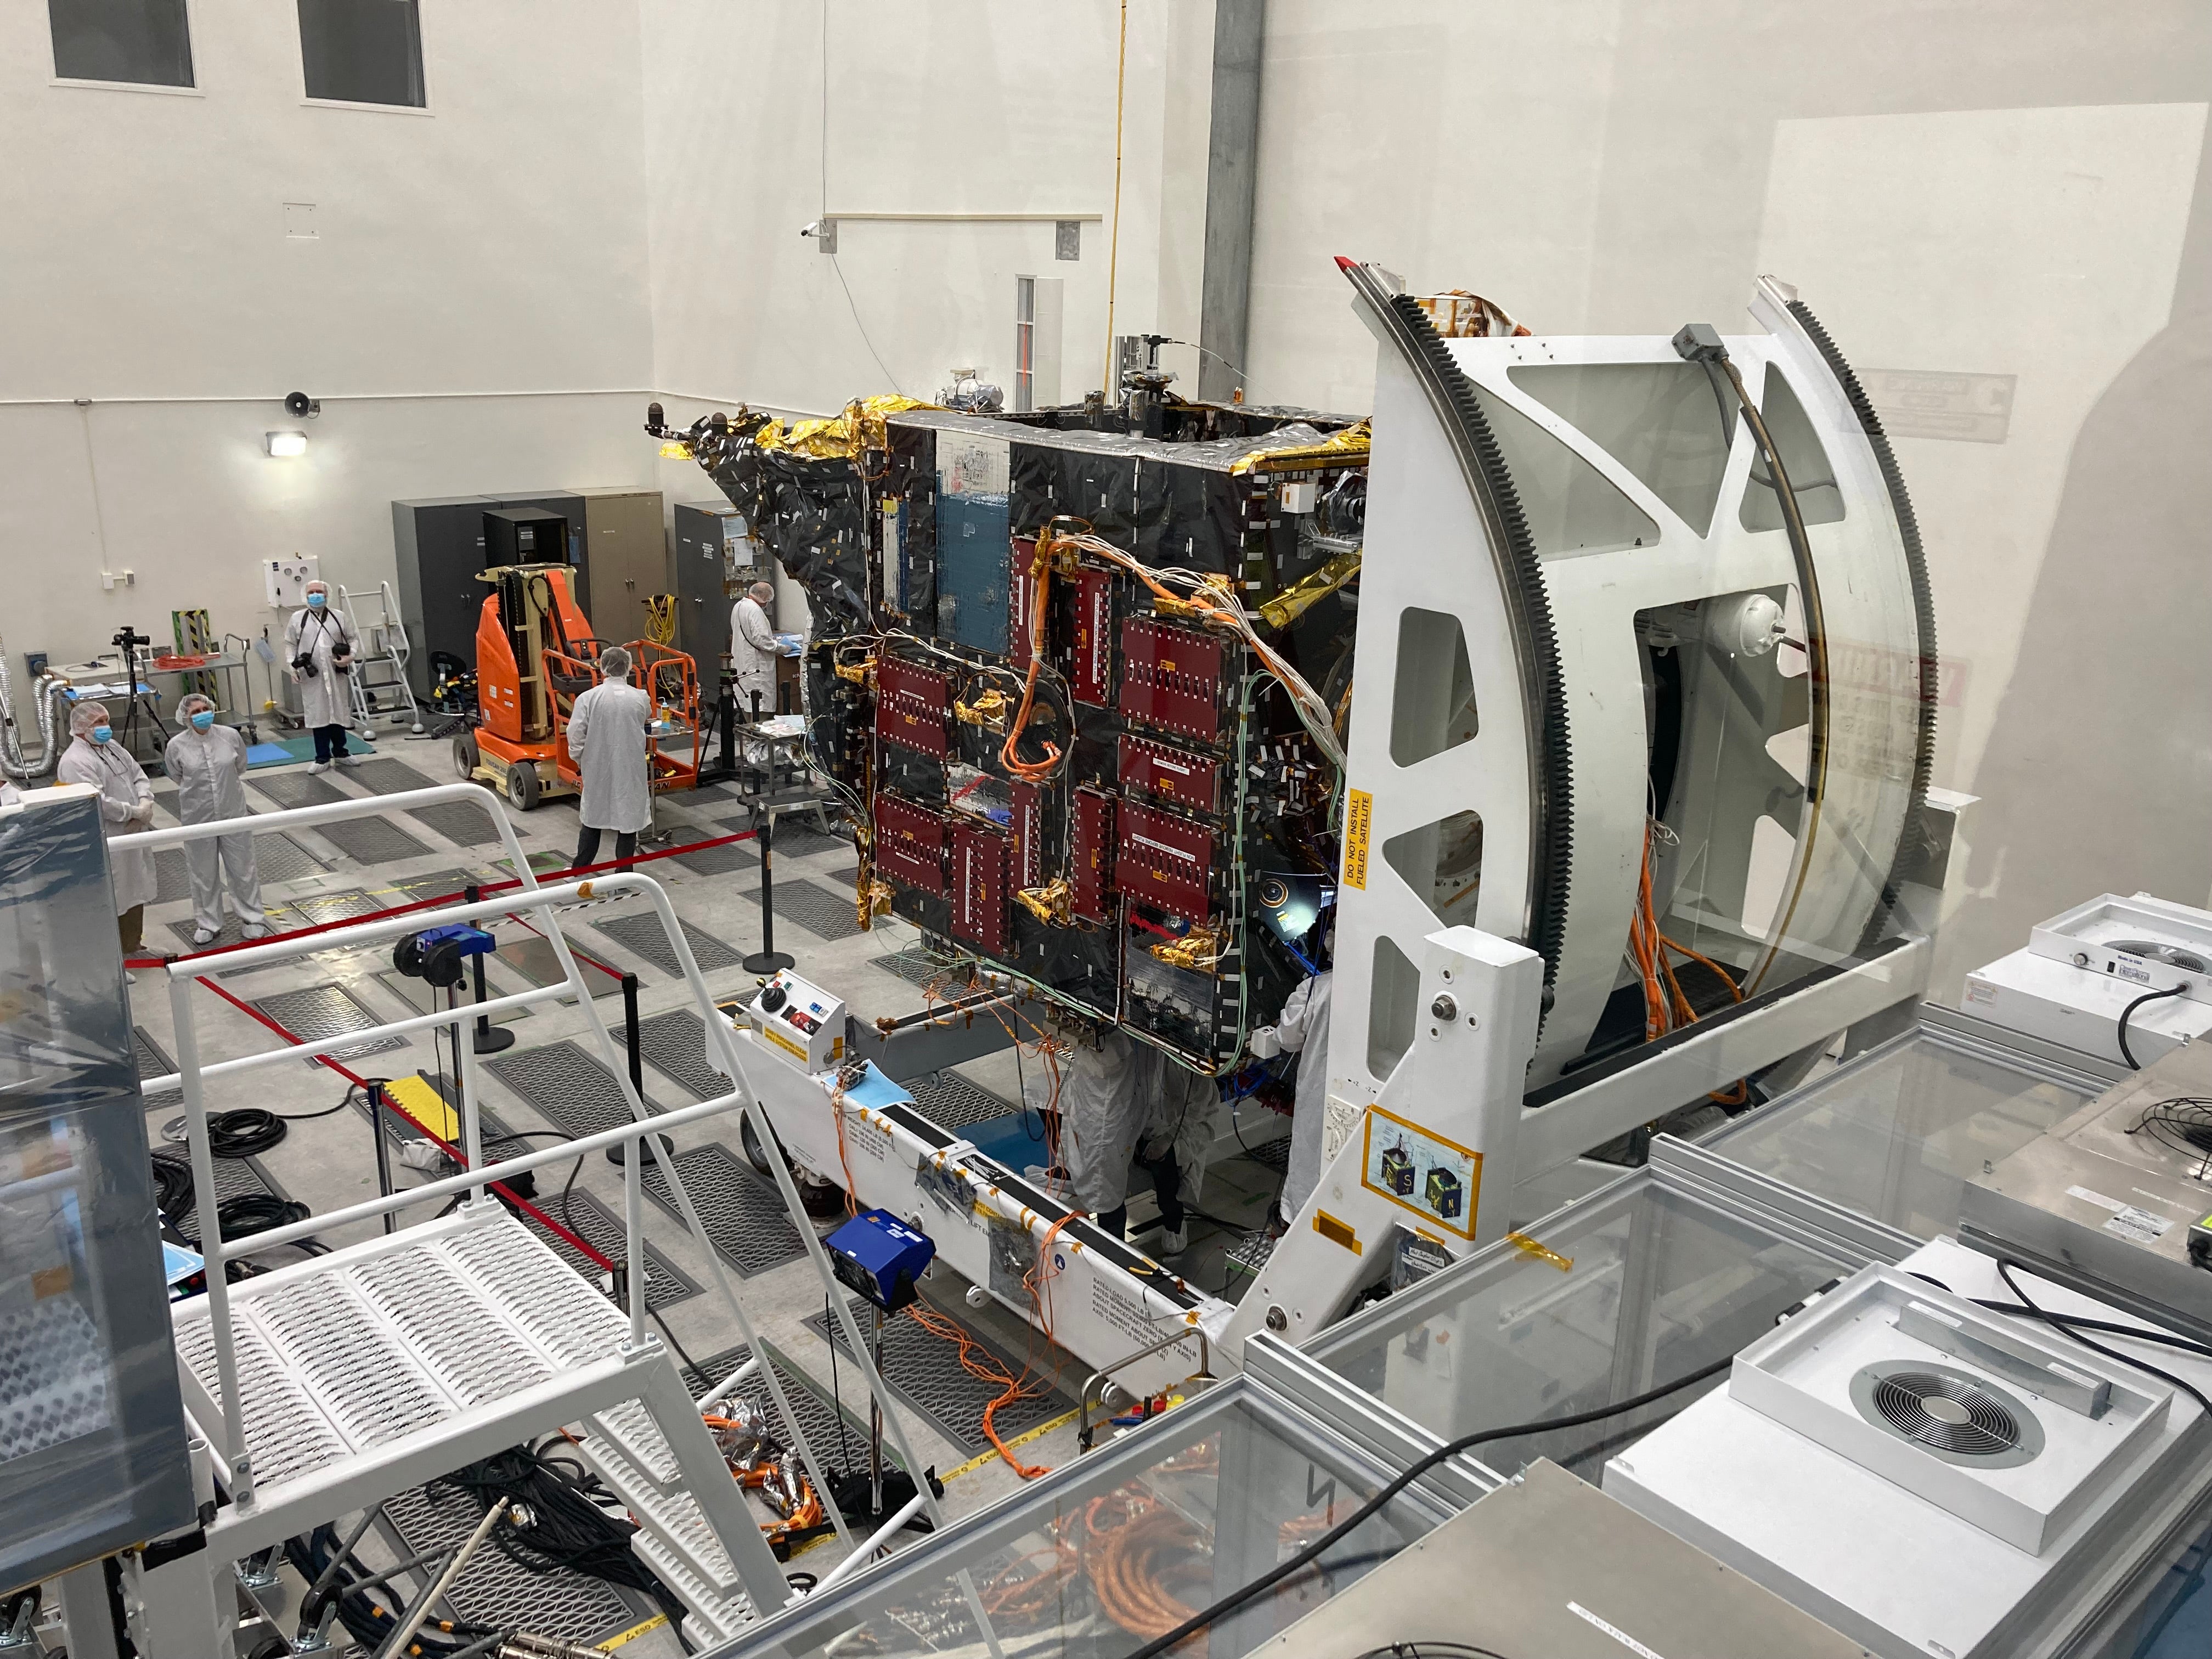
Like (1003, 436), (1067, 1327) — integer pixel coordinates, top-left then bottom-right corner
(1111, 1049), (1221, 1254)
(566, 645), (654, 867)
(728, 580), (780, 719)
(57, 701), (155, 961)
(1251, 965), (1334, 1227)
(163, 693), (268, 946)
(285, 580), (359, 771)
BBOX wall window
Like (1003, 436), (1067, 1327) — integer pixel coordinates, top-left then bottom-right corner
(298, 0), (425, 108)
(49, 0), (194, 88)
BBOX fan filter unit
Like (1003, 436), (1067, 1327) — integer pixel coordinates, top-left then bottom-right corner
(1850, 1361), (2044, 1470)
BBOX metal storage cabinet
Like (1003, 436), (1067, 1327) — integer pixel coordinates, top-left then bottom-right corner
(390, 494), (498, 695)
(673, 501), (754, 701)
(574, 487), (667, 644)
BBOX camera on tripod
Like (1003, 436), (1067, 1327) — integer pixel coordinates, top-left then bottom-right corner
(112, 625), (151, 667)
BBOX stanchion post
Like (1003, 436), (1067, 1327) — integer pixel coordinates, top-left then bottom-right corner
(467, 883), (515, 1054)
(742, 812), (794, 975)
(369, 1081), (396, 1235)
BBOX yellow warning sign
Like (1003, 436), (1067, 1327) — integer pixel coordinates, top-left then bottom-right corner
(1342, 789), (1373, 890)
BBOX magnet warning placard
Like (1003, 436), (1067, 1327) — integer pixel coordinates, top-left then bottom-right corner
(1342, 788), (1372, 890)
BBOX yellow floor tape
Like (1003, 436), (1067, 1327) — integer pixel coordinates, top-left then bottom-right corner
(597, 1612), (668, 1650)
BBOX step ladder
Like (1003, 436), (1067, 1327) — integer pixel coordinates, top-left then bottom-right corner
(172, 1205), (766, 1644)
(340, 579), (426, 735)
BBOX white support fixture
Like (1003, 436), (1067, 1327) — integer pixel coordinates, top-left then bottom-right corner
(112, 783), (1003, 1656)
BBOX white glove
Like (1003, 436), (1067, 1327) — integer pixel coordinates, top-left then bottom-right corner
(1248, 1026), (1283, 1060)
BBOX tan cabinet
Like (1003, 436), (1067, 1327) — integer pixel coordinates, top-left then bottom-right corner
(574, 488), (668, 644)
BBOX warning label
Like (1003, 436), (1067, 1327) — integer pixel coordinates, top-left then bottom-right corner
(1342, 789), (1373, 890)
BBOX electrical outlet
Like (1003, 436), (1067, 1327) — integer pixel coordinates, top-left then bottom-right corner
(25, 652), (47, 677)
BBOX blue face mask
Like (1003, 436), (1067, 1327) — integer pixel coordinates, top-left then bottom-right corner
(91, 725), (112, 744)
(190, 710), (216, 732)
(307, 592), (327, 609)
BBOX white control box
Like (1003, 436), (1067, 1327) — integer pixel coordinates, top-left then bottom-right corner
(265, 556), (320, 608)
(746, 969), (847, 1071)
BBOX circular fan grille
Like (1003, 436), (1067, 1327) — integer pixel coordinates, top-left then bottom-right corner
(1869, 1369), (2021, 1458)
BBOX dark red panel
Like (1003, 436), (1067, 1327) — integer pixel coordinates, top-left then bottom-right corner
(1009, 538), (1039, 670)
(873, 794), (948, 894)
(877, 656), (951, 758)
(1115, 798), (1214, 920)
(1117, 617), (1223, 742)
(1070, 785), (1116, 924)
(949, 820), (1010, 956)
(1117, 732), (1221, 815)
(1009, 781), (1044, 890)
(1071, 567), (1116, 706)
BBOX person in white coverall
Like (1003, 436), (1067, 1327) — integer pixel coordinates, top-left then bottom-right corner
(57, 700), (155, 961)
(163, 693), (268, 945)
(728, 580), (780, 719)
(1251, 966), (1334, 1226)
(1053, 1024), (1218, 1255)
(566, 645), (653, 868)
(285, 579), (358, 770)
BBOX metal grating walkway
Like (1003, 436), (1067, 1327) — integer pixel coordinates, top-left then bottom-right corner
(669, 829), (757, 877)
(872, 947), (977, 990)
(806, 1298), (1071, 1454)
(614, 1007), (732, 1101)
(252, 771), (348, 810)
(315, 815), (435, 865)
(483, 1040), (656, 1141)
(343, 757), (439, 795)
(154, 848), (193, 904)
(380, 1484), (636, 1645)
(722, 817), (847, 859)
(591, 910), (743, 977)
(407, 799), (509, 848)
(905, 1070), (1019, 1131)
(254, 984), (409, 1061)
(544, 1189), (701, 1312)
(740, 878), (863, 941)
(151, 1149), (279, 1246)
(641, 1145), (804, 1278)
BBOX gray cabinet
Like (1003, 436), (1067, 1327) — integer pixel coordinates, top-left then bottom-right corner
(575, 487), (668, 644)
(673, 501), (759, 701)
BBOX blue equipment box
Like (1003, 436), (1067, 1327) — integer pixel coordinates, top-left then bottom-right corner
(826, 1208), (936, 1312)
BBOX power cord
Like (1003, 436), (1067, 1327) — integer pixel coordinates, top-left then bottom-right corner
(2118, 982), (2192, 1070)
(1124, 1355), (1733, 1659)
(1996, 1260), (2212, 1422)
(206, 1108), (289, 1158)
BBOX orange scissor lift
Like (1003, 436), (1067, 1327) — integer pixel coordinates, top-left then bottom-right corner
(455, 563), (701, 809)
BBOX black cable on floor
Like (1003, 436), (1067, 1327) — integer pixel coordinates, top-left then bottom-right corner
(648, 1305), (709, 1388)
(206, 1108), (288, 1158)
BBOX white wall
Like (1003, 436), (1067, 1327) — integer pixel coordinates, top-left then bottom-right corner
(0, 0), (657, 673)
(1243, 0), (2212, 990)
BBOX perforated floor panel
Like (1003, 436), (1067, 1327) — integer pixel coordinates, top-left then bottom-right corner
(251, 771), (348, 809)
(669, 828), (758, 877)
(375, 972), (528, 1026)
(828, 865), (860, 885)
(344, 757), (439, 795)
(905, 1071), (1018, 1131)
(134, 1026), (179, 1109)
(805, 1299), (1071, 1454)
(590, 910), (743, 977)
(720, 817), (847, 859)
(154, 848), (192, 904)
(483, 1040), (650, 1139)
(151, 1148), (278, 1246)
(1223, 1228), (1276, 1281)
(641, 1145), (803, 1277)
(376, 866), (482, 906)
(253, 983), (409, 1060)
(739, 879), (862, 942)
(614, 1008), (731, 1101)
(380, 1484), (637, 1646)
(1236, 1136), (1293, 1175)
(678, 1345), (887, 1476)
(315, 815), (435, 865)
(547, 1189), (701, 1311)
(408, 799), (509, 848)
(251, 832), (331, 885)
(872, 947), (976, 990)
